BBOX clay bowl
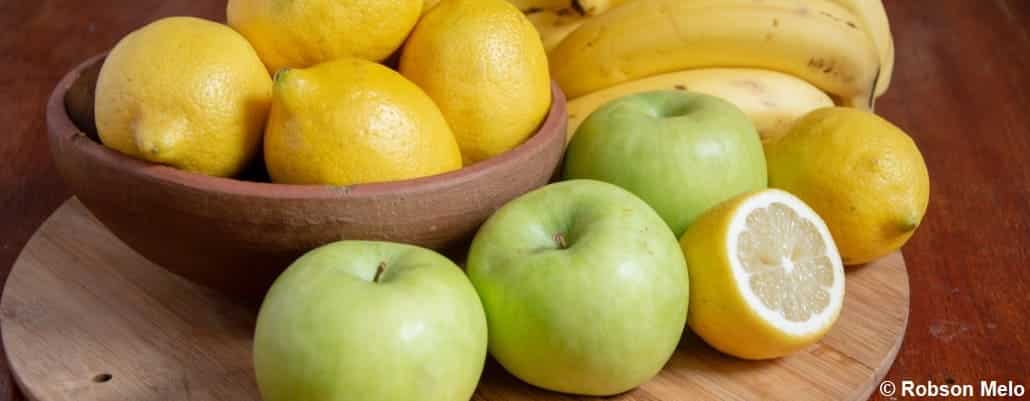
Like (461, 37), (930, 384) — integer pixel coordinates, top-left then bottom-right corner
(47, 53), (568, 302)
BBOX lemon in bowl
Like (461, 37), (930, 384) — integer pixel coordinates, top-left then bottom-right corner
(94, 17), (272, 177)
(264, 58), (462, 185)
(400, 0), (552, 165)
(227, 0), (422, 71)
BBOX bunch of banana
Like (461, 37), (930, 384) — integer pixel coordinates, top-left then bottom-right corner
(508, 0), (572, 12)
(525, 8), (589, 52)
(565, 68), (835, 145)
(517, 0), (894, 142)
(832, 0), (894, 96)
(518, 1), (627, 52)
(572, 0), (629, 16)
(551, 0), (880, 104)
(509, 0), (626, 15)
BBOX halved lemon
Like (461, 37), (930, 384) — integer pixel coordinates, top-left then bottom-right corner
(680, 189), (845, 359)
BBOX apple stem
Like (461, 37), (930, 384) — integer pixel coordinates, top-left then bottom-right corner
(553, 233), (568, 250)
(374, 262), (386, 283)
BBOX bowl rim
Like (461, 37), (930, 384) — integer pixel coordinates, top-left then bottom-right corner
(47, 53), (567, 200)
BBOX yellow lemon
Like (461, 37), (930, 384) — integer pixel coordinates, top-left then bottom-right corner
(227, 0), (422, 72)
(400, 0), (552, 164)
(681, 189), (845, 359)
(766, 107), (930, 265)
(264, 58), (462, 186)
(94, 17), (272, 177)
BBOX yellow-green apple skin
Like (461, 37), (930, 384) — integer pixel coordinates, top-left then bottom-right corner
(563, 91), (767, 237)
(253, 241), (488, 401)
(466, 180), (689, 396)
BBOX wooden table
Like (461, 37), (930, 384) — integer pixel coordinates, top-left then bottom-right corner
(1, 1), (1028, 400)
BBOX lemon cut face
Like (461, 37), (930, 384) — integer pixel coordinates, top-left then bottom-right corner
(730, 190), (845, 336)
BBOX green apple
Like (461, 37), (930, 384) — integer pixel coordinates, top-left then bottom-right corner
(466, 180), (689, 396)
(563, 90), (767, 237)
(253, 241), (487, 401)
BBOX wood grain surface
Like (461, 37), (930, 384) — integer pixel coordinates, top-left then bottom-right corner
(1, 1), (1029, 401)
(2, 199), (908, 401)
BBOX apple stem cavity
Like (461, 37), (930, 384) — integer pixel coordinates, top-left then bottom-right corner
(374, 262), (386, 283)
(553, 233), (569, 250)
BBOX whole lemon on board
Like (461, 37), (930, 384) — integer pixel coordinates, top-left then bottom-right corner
(400, 0), (552, 165)
(264, 58), (462, 186)
(227, 0), (422, 72)
(766, 107), (930, 265)
(94, 17), (272, 177)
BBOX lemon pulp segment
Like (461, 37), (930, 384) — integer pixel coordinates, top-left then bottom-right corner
(728, 190), (844, 336)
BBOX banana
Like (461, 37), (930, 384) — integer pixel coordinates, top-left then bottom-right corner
(829, 0), (894, 97)
(572, 0), (628, 16)
(508, 0), (572, 12)
(566, 68), (835, 144)
(526, 8), (589, 53)
(550, 0), (880, 109)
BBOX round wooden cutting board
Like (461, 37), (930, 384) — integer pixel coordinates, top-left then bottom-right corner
(2, 198), (909, 401)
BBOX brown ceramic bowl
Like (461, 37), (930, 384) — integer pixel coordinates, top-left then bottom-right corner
(47, 53), (567, 302)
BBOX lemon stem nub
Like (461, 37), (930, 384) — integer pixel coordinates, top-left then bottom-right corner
(373, 262), (386, 283)
(898, 216), (919, 232)
(273, 68), (290, 84)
